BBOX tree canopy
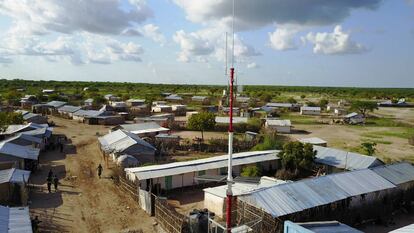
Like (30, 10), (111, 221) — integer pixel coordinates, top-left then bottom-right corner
(187, 112), (216, 140)
(350, 101), (378, 117)
(361, 142), (377, 156)
(279, 142), (316, 171)
(241, 165), (261, 177)
(0, 112), (24, 130)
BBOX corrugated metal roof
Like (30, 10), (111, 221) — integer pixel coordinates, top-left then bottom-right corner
(8, 133), (43, 144)
(301, 106), (321, 111)
(84, 98), (94, 103)
(98, 130), (156, 154)
(313, 146), (384, 170)
(266, 119), (291, 126)
(115, 122), (169, 135)
(344, 112), (359, 118)
(0, 140), (40, 160)
(165, 94), (183, 100)
(58, 105), (81, 113)
(297, 221), (363, 233)
(192, 96), (208, 101)
(125, 150), (279, 180)
(2, 123), (50, 135)
(240, 169), (395, 217)
(47, 101), (67, 108)
(15, 110), (29, 116)
(389, 224), (414, 233)
(0, 168), (30, 184)
(265, 103), (294, 108)
(22, 113), (42, 121)
(73, 110), (103, 117)
(20, 127), (52, 138)
(215, 117), (248, 124)
(371, 163), (414, 185)
(0, 205), (32, 233)
(299, 137), (327, 145)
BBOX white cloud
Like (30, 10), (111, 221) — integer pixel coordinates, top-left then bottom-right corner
(0, 0), (153, 35)
(141, 24), (166, 45)
(173, 30), (215, 62)
(247, 62), (259, 69)
(173, 0), (381, 30)
(304, 25), (367, 55)
(269, 25), (301, 51)
(0, 33), (144, 65)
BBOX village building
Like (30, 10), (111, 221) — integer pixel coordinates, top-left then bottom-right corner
(84, 98), (94, 107)
(104, 94), (120, 102)
(155, 134), (181, 148)
(204, 177), (287, 218)
(0, 168), (31, 205)
(284, 221), (362, 233)
(125, 150), (280, 192)
(135, 114), (174, 128)
(236, 96), (250, 104)
(72, 110), (103, 123)
(264, 103), (301, 112)
(313, 145), (384, 173)
(110, 101), (127, 110)
(98, 129), (156, 163)
(57, 105), (81, 119)
(22, 113), (48, 124)
(298, 137), (327, 147)
(112, 122), (169, 137)
(0, 205), (32, 233)
(151, 104), (172, 113)
(300, 106), (321, 115)
(0, 138), (40, 170)
(42, 89), (55, 94)
(186, 111), (198, 119)
(265, 119), (292, 133)
(126, 99), (146, 107)
(191, 96), (210, 105)
(343, 112), (365, 125)
(334, 108), (347, 116)
(221, 107), (240, 116)
(201, 105), (219, 113)
(84, 115), (125, 125)
(215, 116), (248, 124)
(152, 101), (167, 106)
(128, 105), (150, 117)
(116, 154), (139, 168)
(32, 101), (67, 115)
(171, 104), (187, 116)
(20, 95), (38, 109)
(6, 134), (44, 150)
(165, 94), (183, 103)
(1, 123), (51, 137)
(237, 168), (397, 233)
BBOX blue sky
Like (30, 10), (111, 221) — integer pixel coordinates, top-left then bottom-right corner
(0, 0), (413, 87)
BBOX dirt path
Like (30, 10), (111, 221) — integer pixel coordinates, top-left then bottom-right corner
(29, 116), (155, 233)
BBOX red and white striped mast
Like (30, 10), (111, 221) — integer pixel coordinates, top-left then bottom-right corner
(226, 0), (235, 232)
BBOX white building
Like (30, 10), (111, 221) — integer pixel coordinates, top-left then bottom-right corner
(0, 205), (32, 232)
(298, 137), (327, 147)
(151, 105), (172, 113)
(125, 150), (280, 191)
(204, 177), (287, 218)
(300, 106), (321, 115)
(215, 116), (248, 124)
(265, 119), (292, 133)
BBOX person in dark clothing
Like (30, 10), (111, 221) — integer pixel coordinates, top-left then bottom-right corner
(53, 175), (59, 191)
(59, 143), (64, 152)
(31, 216), (41, 233)
(48, 169), (53, 179)
(46, 176), (52, 193)
(97, 164), (103, 179)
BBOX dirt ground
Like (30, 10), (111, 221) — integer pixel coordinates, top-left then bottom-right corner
(289, 124), (414, 162)
(374, 107), (414, 126)
(174, 130), (227, 140)
(29, 116), (156, 233)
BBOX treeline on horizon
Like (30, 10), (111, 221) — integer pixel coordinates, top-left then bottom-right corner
(0, 79), (413, 100)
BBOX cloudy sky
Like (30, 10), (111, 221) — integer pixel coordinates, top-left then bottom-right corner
(0, 0), (413, 87)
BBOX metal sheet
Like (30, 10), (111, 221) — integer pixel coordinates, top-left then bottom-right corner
(371, 163), (414, 185)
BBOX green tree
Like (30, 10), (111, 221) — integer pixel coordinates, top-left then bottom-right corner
(350, 101), (378, 117)
(287, 97), (297, 104)
(246, 117), (262, 132)
(241, 165), (261, 177)
(279, 142), (316, 171)
(92, 95), (107, 107)
(361, 142), (377, 156)
(260, 93), (272, 102)
(319, 99), (329, 108)
(0, 112), (24, 130)
(252, 133), (283, 151)
(187, 112), (216, 140)
(300, 95), (306, 99)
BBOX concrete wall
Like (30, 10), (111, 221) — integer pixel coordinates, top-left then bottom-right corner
(204, 192), (225, 218)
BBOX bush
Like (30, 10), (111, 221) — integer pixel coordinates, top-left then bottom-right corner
(252, 134), (283, 151)
(241, 165), (261, 177)
(275, 168), (298, 180)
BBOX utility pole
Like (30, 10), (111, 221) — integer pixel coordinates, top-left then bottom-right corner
(226, 0), (235, 232)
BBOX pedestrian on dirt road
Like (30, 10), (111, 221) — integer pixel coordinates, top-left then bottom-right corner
(48, 169), (53, 179)
(53, 175), (59, 191)
(97, 164), (103, 179)
(31, 216), (41, 233)
(46, 176), (52, 193)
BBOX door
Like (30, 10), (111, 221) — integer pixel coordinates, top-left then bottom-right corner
(165, 176), (172, 190)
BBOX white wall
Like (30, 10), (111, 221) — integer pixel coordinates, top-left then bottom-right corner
(204, 193), (225, 218)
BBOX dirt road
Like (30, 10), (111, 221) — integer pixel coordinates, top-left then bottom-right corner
(29, 116), (155, 233)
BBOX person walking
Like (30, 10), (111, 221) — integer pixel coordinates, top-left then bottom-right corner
(97, 164), (103, 179)
(48, 169), (53, 179)
(46, 176), (52, 193)
(31, 216), (41, 233)
(53, 175), (59, 192)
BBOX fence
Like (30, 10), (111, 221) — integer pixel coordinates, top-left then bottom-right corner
(154, 197), (189, 233)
